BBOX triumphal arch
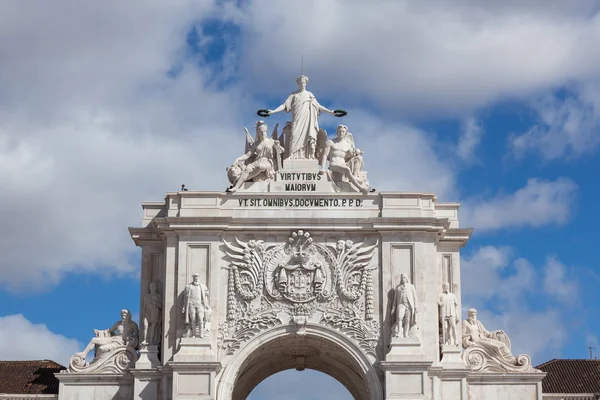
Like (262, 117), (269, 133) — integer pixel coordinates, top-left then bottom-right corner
(57, 75), (545, 399)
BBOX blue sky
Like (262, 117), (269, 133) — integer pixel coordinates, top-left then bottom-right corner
(1, 1), (600, 398)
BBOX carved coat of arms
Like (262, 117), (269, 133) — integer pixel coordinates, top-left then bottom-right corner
(219, 230), (379, 358)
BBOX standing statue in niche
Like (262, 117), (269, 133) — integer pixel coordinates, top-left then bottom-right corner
(438, 282), (459, 346)
(76, 309), (139, 361)
(391, 273), (418, 338)
(226, 121), (284, 192)
(319, 124), (370, 193)
(142, 281), (163, 346)
(183, 273), (211, 338)
(260, 75), (344, 160)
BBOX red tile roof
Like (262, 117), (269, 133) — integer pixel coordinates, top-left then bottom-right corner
(0, 360), (65, 395)
(536, 359), (600, 394)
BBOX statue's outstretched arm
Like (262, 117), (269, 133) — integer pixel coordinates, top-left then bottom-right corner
(318, 103), (335, 115)
(269, 103), (286, 115)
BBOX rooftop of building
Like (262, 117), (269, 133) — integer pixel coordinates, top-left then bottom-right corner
(536, 358), (600, 394)
(0, 360), (65, 395)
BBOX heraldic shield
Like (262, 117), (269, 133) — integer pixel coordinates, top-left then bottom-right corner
(267, 231), (333, 303)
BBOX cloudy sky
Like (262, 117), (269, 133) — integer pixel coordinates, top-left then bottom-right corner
(1, 1), (599, 398)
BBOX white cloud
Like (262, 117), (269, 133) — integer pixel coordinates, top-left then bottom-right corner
(0, 74), (246, 291)
(0, 1), (251, 292)
(460, 245), (513, 301)
(0, 1), (462, 292)
(510, 86), (600, 160)
(457, 117), (484, 163)
(461, 247), (580, 362)
(336, 111), (456, 198)
(235, 0), (600, 116)
(543, 256), (579, 304)
(461, 178), (578, 231)
(0, 314), (80, 365)
(0, 1), (594, 292)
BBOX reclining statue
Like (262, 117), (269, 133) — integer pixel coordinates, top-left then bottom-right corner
(462, 308), (535, 373)
(66, 309), (139, 373)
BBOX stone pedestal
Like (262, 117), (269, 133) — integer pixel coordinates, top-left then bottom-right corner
(132, 369), (162, 400)
(173, 337), (216, 362)
(381, 361), (433, 400)
(57, 373), (133, 400)
(387, 336), (424, 361)
(440, 344), (466, 368)
(237, 181), (270, 193)
(136, 344), (160, 369)
(170, 362), (222, 400)
(281, 158), (319, 171)
(429, 367), (470, 400)
(466, 372), (545, 400)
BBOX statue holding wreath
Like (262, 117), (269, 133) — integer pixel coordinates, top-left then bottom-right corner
(258, 75), (346, 160)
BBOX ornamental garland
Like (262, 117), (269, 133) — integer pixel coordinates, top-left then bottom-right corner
(256, 109), (270, 117)
(227, 269), (237, 321)
(365, 270), (374, 321)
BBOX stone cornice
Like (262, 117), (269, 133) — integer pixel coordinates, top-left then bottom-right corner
(167, 361), (222, 374)
(467, 371), (546, 384)
(144, 216), (457, 237)
(128, 216), (471, 246)
(128, 227), (163, 247)
(380, 360), (435, 371)
(438, 228), (473, 248)
(54, 372), (133, 384)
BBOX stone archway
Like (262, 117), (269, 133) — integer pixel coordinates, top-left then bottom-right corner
(216, 324), (383, 400)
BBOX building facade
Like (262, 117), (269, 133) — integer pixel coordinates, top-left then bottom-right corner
(55, 76), (546, 399)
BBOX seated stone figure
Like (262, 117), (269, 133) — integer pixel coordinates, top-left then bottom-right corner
(318, 125), (370, 193)
(462, 308), (534, 373)
(66, 309), (139, 373)
(226, 121), (283, 192)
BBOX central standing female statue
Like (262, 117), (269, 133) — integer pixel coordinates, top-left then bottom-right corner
(265, 75), (339, 160)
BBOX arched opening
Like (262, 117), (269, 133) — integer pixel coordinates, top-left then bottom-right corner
(217, 324), (382, 400)
(247, 369), (353, 399)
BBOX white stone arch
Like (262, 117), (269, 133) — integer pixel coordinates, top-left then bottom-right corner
(216, 323), (383, 400)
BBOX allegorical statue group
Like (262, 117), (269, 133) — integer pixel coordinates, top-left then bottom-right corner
(62, 74), (533, 375)
(65, 274), (211, 373)
(390, 276), (532, 372)
(226, 75), (370, 193)
(66, 270), (529, 373)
